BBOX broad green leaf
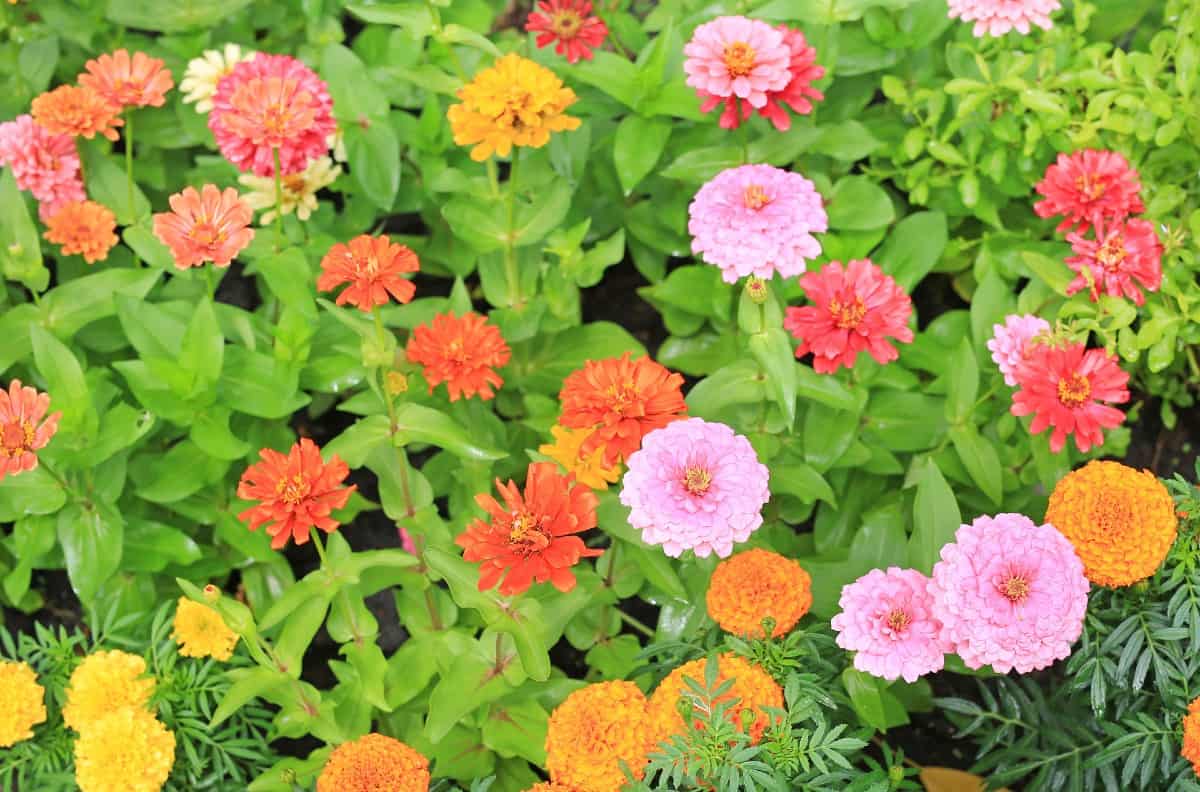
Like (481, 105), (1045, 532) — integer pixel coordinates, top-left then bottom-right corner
(346, 122), (402, 211)
(81, 143), (150, 225)
(134, 440), (219, 503)
(748, 328), (798, 428)
(613, 115), (672, 195)
(57, 502), (123, 606)
(19, 37), (59, 94)
(393, 403), (505, 461)
(876, 211), (948, 292)
(424, 546), (503, 622)
(0, 467), (67, 523)
(1019, 250), (1072, 294)
(425, 649), (515, 743)
(0, 304), (38, 375)
(909, 460), (962, 574)
(212, 667), (289, 728)
(30, 325), (97, 440)
(43, 269), (160, 338)
(275, 596), (332, 678)
(122, 519), (202, 572)
(321, 43), (390, 123)
(255, 248), (316, 318)
(795, 364), (858, 411)
(842, 668), (910, 731)
(190, 408), (251, 460)
(325, 415), (392, 467)
(509, 322), (646, 395)
(771, 464), (837, 507)
(687, 359), (768, 417)
(944, 338), (979, 425)
(803, 403), (860, 472)
(482, 700), (549, 765)
(439, 23), (503, 57)
(123, 222), (176, 270)
(569, 51), (640, 108)
(106, 0), (254, 32)
(515, 180), (573, 248)
(345, 3), (434, 37)
(826, 176), (895, 231)
(219, 347), (310, 419)
(949, 426), (1003, 506)
(442, 195), (506, 252)
(180, 297), (224, 393)
(0, 170), (46, 291)
(660, 145), (743, 183)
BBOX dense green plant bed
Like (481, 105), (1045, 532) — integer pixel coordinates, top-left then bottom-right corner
(1, 0), (1200, 790)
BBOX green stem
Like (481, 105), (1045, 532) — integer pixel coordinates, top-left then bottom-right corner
(272, 147), (284, 251)
(205, 266), (216, 300)
(504, 154), (521, 307)
(310, 526), (329, 567)
(39, 459), (81, 502)
(616, 608), (656, 639)
(371, 307), (416, 519)
(485, 158), (501, 198)
(124, 112), (141, 267)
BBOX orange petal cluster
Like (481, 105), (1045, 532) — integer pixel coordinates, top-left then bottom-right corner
(152, 184), (255, 269)
(317, 234), (419, 311)
(406, 312), (511, 402)
(79, 49), (174, 108)
(1183, 697), (1200, 778)
(706, 548), (813, 638)
(316, 733), (430, 792)
(31, 84), (123, 140)
(647, 653), (783, 746)
(545, 680), (654, 792)
(43, 200), (118, 264)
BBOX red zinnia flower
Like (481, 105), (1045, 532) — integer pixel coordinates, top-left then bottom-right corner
(558, 352), (687, 466)
(237, 437), (356, 550)
(0, 380), (61, 481)
(526, 0), (608, 64)
(1064, 218), (1162, 306)
(456, 461), (601, 596)
(316, 234), (419, 312)
(1033, 149), (1144, 233)
(784, 258), (914, 374)
(701, 25), (825, 131)
(406, 312), (511, 402)
(152, 184), (255, 270)
(1011, 341), (1129, 454)
(79, 49), (174, 109)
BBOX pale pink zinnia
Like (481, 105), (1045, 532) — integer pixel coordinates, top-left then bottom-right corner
(683, 16), (792, 109)
(619, 417), (769, 558)
(987, 314), (1051, 386)
(947, 0), (1061, 37)
(831, 567), (949, 683)
(929, 513), (1089, 674)
(688, 164), (827, 283)
(0, 114), (86, 222)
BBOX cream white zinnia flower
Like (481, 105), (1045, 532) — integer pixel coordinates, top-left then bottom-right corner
(180, 44), (255, 113)
(238, 155), (342, 225)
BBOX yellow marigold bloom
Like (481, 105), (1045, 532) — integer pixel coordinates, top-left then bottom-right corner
(545, 680), (653, 792)
(74, 707), (176, 792)
(1183, 697), (1200, 777)
(706, 548), (813, 638)
(172, 596), (239, 661)
(317, 732), (430, 792)
(1045, 460), (1176, 587)
(63, 650), (155, 732)
(0, 660), (46, 747)
(539, 424), (621, 490)
(647, 653), (782, 746)
(447, 53), (581, 162)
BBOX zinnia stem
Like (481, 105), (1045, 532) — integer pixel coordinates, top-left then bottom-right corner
(615, 608), (656, 639)
(372, 307), (417, 520)
(310, 527), (329, 567)
(272, 147), (284, 250)
(125, 111), (135, 217)
(504, 154), (521, 307)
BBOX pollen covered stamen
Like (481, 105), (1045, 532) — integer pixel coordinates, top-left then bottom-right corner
(722, 42), (757, 77)
(1057, 372), (1092, 408)
(682, 466), (712, 495)
(1000, 574), (1031, 604)
(549, 9), (584, 38)
(885, 608), (910, 633)
(828, 297), (867, 330)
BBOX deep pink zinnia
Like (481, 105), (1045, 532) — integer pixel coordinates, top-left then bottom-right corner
(930, 513), (1089, 674)
(0, 114), (86, 222)
(1010, 341), (1129, 454)
(785, 259), (914, 374)
(947, 0), (1061, 37)
(1033, 149), (1144, 234)
(526, 0), (608, 64)
(684, 16), (792, 111)
(1064, 218), (1162, 306)
(209, 53), (336, 177)
(987, 314), (1051, 387)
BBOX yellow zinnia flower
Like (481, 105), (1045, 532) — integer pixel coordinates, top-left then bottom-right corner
(539, 424), (621, 490)
(74, 707), (176, 792)
(0, 660), (47, 747)
(62, 650), (155, 732)
(172, 596), (239, 661)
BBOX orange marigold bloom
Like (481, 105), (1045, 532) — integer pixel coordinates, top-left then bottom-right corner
(647, 654), (783, 746)
(406, 312), (511, 402)
(545, 681), (653, 792)
(237, 437), (356, 550)
(456, 461), (601, 596)
(538, 424), (621, 490)
(1045, 460), (1176, 587)
(44, 200), (118, 264)
(524, 785), (579, 792)
(706, 548), (812, 638)
(0, 380), (61, 482)
(1183, 697), (1200, 777)
(152, 184), (255, 270)
(78, 49), (174, 108)
(317, 733), (430, 792)
(316, 234), (419, 312)
(558, 352), (687, 465)
(31, 84), (123, 141)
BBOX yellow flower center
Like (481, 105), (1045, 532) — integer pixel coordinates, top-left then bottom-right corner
(549, 9), (584, 38)
(605, 381), (638, 415)
(828, 298), (867, 330)
(723, 42), (757, 77)
(276, 474), (309, 505)
(743, 184), (771, 210)
(1057, 372), (1092, 408)
(1074, 173), (1106, 200)
(188, 221), (226, 247)
(682, 466), (712, 495)
(508, 511), (551, 555)
(885, 609), (910, 632)
(0, 421), (34, 457)
(1000, 574), (1030, 604)
(1096, 235), (1127, 268)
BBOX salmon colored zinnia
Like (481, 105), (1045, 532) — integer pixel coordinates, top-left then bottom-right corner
(0, 380), (61, 482)
(31, 84), (123, 141)
(706, 548), (812, 638)
(317, 733), (430, 792)
(1183, 697), (1200, 777)
(78, 49), (174, 108)
(558, 352), (687, 466)
(237, 437), (356, 550)
(406, 312), (511, 402)
(456, 461), (601, 596)
(152, 184), (255, 270)
(647, 653), (783, 746)
(545, 681), (654, 792)
(316, 234), (420, 311)
(43, 200), (118, 264)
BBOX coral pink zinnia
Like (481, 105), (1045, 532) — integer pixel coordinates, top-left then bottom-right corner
(209, 53), (336, 177)
(619, 418), (770, 558)
(930, 513), (1089, 673)
(152, 184), (255, 270)
(1011, 341), (1129, 454)
(79, 49), (174, 109)
(1034, 149), (1144, 233)
(526, 0), (608, 64)
(684, 16), (791, 110)
(0, 114), (86, 221)
(831, 567), (949, 683)
(0, 380), (61, 481)
(1064, 218), (1162, 306)
(987, 313), (1051, 387)
(785, 259), (914, 374)
(947, 0), (1061, 37)
(688, 164), (827, 283)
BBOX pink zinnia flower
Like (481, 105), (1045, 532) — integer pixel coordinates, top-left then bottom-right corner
(930, 513), (1089, 673)
(987, 314), (1051, 387)
(947, 0), (1061, 37)
(0, 380), (61, 481)
(688, 164), (827, 283)
(526, 0), (608, 64)
(152, 184), (255, 270)
(784, 259), (914, 374)
(1011, 341), (1129, 454)
(1034, 149), (1144, 234)
(684, 16), (791, 110)
(619, 418), (769, 558)
(831, 567), (949, 683)
(78, 49), (174, 109)
(0, 114), (86, 221)
(1064, 218), (1162, 306)
(209, 53), (336, 177)
(700, 25), (825, 131)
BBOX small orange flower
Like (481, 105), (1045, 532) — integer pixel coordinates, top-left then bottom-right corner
(538, 424), (621, 490)
(706, 548), (813, 638)
(524, 785), (579, 792)
(545, 681), (653, 792)
(31, 85), (123, 141)
(457, 461), (601, 596)
(0, 380), (61, 482)
(1183, 697), (1200, 777)
(78, 49), (174, 109)
(237, 437), (356, 550)
(558, 352), (687, 465)
(406, 312), (511, 402)
(647, 654), (783, 746)
(152, 184), (255, 269)
(317, 733), (430, 792)
(316, 234), (419, 312)
(43, 200), (118, 264)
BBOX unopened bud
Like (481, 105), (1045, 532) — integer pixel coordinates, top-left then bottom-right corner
(745, 276), (769, 304)
(889, 765), (905, 784)
(280, 768), (297, 783)
(386, 371), (409, 395)
(203, 584), (221, 603)
(740, 707), (756, 729)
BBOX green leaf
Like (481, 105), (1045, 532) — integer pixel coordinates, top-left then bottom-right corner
(275, 596), (332, 678)
(948, 426), (1003, 506)
(0, 170), (46, 292)
(30, 325), (97, 440)
(826, 176), (895, 231)
(803, 403), (860, 472)
(122, 223), (176, 270)
(795, 365), (858, 411)
(1019, 250), (1073, 295)
(180, 298), (224, 393)
(424, 546), (503, 622)
(18, 37), (59, 94)
(134, 440), (219, 503)
(876, 211), (947, 292)
(771, 464), (837, 507)
(842, 668), (909, 732)
(42, 269), (159, 338)
(425, 649), (515, 743)
(255, 248), (316, 318)
(212, 667), (289, 728)
(909, 460), (962, 575)
(0, 467), (67, 523)
(81, 143), (150, 225)
(105, 0), (254, 32)
(483, 700), (549, 765)
(345, 3), (434, 37)
(346, 122), (402, 211)
(515, 180), (574, 248)
(944, 338), (978, 425)
(123, 519), (202, 572)
(748, 328), (799, 427)
(439, 23), (503, 56)
(219, 347), (310, 418)
(442, 195), (506, 252)
(321, 43), (389, 123)
(57, 502), (123, 606)
(569, 51), (640, 108)
(613, 115), (672, 195)
(392, 403), (505, 461)
(510, 322), (645, 395)
(687, 359), (768, 417)
(190, 408), (251, 460)
(660, 146), (743, 183)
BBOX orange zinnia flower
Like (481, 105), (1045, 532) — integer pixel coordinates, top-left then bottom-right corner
(152, 184), (255, 270)
(31, 85), (123, 141)
(456, 461), (601, 596)
(43, 200), (118, 264)
(316, 234), (419, 312)
(558, 352), (687, 465)
(0, 380), (61, 482)
(406, 312), (511, 402)
(237, 437), (356, 550)
(78, 49), (174, 108)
